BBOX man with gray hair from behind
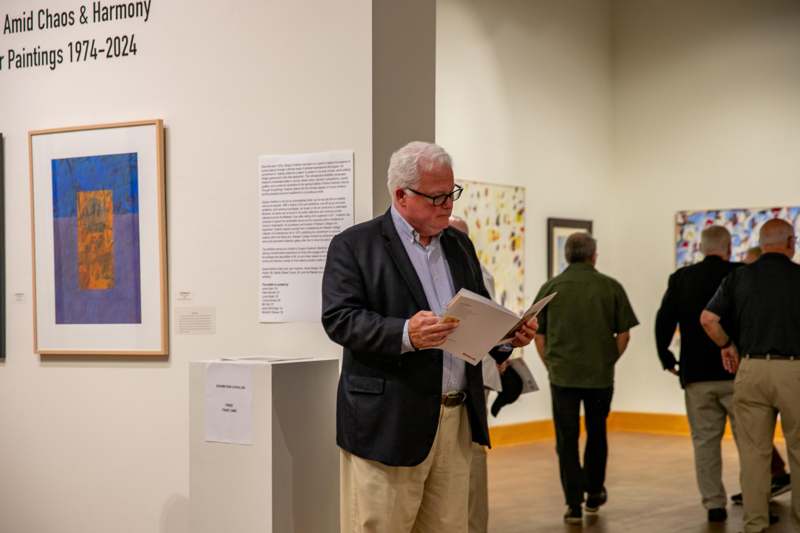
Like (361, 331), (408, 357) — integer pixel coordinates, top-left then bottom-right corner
(534, 232), (639, 524)
(655, 225), (742, 522)
(701, 219), (800, 532)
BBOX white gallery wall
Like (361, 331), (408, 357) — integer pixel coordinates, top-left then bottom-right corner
(0, 1), (371, 533)
(438, 0), (800, 423)
(437, 0), (614, 425)
(610, 0), (800, 413)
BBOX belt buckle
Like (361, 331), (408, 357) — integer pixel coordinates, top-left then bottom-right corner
(442, 391), (466, 407)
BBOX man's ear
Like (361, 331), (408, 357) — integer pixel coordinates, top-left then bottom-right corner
(394, 188), (407, 206)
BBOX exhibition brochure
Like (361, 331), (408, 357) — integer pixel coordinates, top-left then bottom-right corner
(510, 358), (539, 394)
(440, 289), (557, 365)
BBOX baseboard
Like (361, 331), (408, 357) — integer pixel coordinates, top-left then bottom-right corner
(489, 419), (555, 447)
(489, 411), (785, 447)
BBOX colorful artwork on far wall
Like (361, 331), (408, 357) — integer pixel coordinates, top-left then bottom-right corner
(675, 206), (800, 267)
(451, 180), (525, 314)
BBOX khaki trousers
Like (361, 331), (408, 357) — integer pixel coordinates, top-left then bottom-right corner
(468, 443), (488, 533)
(684, 380), (738, 510)
(734, 358), (800, 532)
(340, 404), (472, 533)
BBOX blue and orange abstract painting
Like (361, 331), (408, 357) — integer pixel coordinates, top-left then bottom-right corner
(51, 153), (142, 324)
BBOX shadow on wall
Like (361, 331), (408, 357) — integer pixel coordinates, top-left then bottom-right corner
(161, 493), (189, 533)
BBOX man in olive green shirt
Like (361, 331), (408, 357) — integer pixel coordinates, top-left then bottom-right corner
(534, 232), (639, 524)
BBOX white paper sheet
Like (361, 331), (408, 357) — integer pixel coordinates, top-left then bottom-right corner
(441, 289), (557, 366)
(441, 289), (520, 365)
(259, 150), (354, 322)
(205, 363), (254, 445)
(176, 307), (216, 335)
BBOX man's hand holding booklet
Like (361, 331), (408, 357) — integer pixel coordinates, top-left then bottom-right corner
(438, 289), (557, 365)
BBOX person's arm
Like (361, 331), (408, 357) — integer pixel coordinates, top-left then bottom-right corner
(700, 310), (739, 373)
(612, 282), (639, 362)
(616, 331), (631, 357)
(322, 234), (456, 358)
(702, 274), (739, 374)
(534, 333), (547, 368)
(654, 275), (680, 375)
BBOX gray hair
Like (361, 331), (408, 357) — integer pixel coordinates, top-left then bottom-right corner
(386, 141), (453, 198)
(700, 225), (731, 256)
(564, 232), (596, 264)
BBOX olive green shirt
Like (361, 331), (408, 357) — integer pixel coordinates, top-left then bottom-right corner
(535, 262), (639, 389)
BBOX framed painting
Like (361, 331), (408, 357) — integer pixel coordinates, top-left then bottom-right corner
(29, 120), (168, 356)
(451, 180), (525, 314)
(676, 207), (800, 267)
(547, 218), (593, 279)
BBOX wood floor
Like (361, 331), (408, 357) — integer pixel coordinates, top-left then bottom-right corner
(487, 432), (794, 532)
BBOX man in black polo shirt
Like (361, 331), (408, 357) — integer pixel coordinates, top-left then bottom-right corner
(655, 225), (739, 522)
(701, 219), (800, 533)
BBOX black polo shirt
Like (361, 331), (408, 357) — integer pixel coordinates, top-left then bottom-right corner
(655, 256), (741, 386)
(706, 253), (800, 356)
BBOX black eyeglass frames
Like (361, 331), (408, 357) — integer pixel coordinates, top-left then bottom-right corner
(405, 185), (463, 206)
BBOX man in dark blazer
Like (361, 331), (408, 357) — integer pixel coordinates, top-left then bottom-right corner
(322, 141), (537, 533)
(655, 225), (741, 522)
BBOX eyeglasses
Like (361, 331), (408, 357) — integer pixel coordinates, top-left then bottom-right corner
(405, 185), (463, 206)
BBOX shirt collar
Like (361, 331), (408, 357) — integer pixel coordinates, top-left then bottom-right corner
(760, 252), (793, 263)
(390, 205), (440, 247)
(566, 261), (596, 272)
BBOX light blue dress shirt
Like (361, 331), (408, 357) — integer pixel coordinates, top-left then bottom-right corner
(391, 206), (467, 393)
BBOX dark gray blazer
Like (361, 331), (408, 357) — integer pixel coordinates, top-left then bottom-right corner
(322, 209), (508, 466)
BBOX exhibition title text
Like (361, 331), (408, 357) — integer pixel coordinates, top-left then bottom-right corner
(0, 1), (152, 72)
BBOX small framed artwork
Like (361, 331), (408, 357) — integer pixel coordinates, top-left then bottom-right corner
(29, 120), (168, 356)
(547, 218), (593, 279)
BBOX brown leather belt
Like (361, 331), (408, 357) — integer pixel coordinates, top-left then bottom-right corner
(745, 354), (799, 361)
(441, 391), (467, 407)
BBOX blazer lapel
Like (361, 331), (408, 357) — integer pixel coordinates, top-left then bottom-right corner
(440, 229), (467, 294)
(380, 210), (430, 310)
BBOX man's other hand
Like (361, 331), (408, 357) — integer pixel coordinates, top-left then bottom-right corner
(409, 311), (459, 349)
(721, 344), (740, 374)
(511, 317), (538, 348)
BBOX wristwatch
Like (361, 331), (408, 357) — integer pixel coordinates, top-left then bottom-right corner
(719, 339), (732, 349)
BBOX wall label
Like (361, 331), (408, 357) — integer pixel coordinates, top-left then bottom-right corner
(0, 1), (152, 73)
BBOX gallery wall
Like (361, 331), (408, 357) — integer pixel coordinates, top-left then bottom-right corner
(438, 0), (800, 422)
(0, 1), (372, 533)
(609, 0), (800, 413)
(436, 0), (614, 425)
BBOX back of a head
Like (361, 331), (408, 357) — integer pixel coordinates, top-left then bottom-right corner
(699, 225), (731, 257)
(565, 232), (597, 264)
(448, 216), (469, 235)
(759, 219), (794, 252)
(744, 246), (762, 264)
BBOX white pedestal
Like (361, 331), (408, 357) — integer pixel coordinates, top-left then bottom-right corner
(189, 357), (340, 533)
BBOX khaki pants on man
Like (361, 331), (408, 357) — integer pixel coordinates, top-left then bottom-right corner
(685, 380), (738, 510)
(734, 358), (800, 532)
(468, 443), (488, 533)
(340, 404), (472, 533)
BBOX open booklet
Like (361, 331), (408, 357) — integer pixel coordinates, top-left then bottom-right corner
(439, 289), (557, 365)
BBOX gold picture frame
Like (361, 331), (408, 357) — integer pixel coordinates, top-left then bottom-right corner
(29, 120), (168, 356)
